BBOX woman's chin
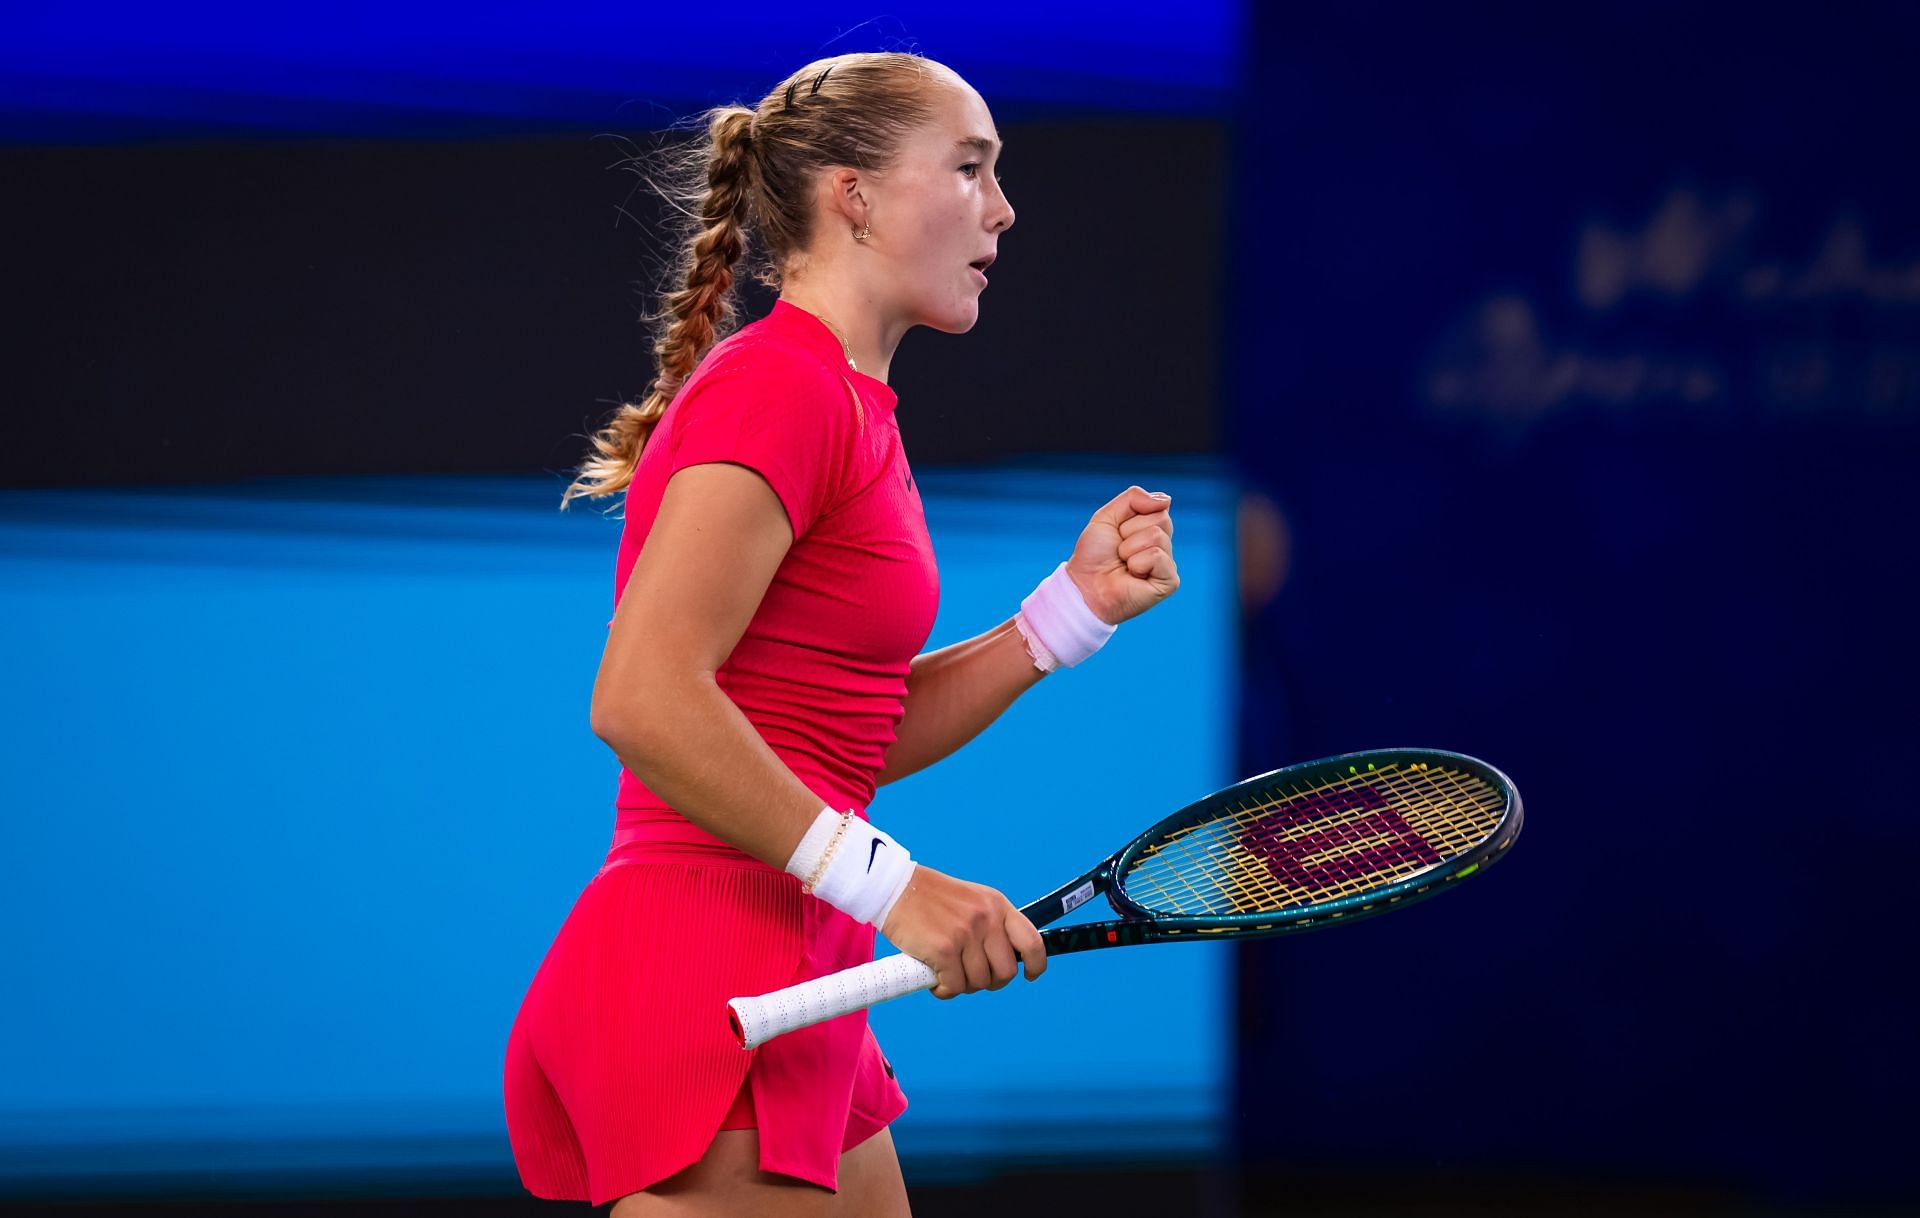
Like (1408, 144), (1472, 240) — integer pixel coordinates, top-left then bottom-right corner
(922, 300), (982, 335)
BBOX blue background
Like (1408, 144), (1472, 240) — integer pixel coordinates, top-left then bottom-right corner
(0, 463), (1237, 1190)
(5, 1), (1917, 1211)
(1224, 3), (1918, 1208)
(0, 1), (1240, 142)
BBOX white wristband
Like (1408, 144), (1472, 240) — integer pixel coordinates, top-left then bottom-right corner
(785, 806), (916, 929)
(1015, 562), (1116, 671)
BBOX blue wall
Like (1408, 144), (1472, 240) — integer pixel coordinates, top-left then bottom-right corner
(1, 1), (1242, 142)
(1227, 3), (1918, 1206)
(0, 462), (1237, 1193)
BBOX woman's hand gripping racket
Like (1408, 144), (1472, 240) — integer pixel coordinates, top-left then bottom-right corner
(727, 747), (1522, 1048)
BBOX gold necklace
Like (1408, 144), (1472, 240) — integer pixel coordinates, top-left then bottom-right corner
(817, 313), (856, 370)
(781, 297), (861, 373)
(814, 312), (859, 373)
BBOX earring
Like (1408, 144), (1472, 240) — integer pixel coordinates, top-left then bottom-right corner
(853, 222), (871, 241)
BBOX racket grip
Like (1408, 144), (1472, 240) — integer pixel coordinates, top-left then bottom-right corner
(727, 953), (936, 1049)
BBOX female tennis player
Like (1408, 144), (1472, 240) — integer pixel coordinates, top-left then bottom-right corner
(503, 51), (1179, 1215)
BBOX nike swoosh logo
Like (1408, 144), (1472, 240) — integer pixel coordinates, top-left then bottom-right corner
(867, 839), (887, 872)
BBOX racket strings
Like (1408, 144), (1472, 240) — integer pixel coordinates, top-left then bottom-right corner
(1121, 763), (1506, 917)
(1128, 767), (1482, 915)
(1229, 764), (1498, 906)
(1193, 765), (1496, 910)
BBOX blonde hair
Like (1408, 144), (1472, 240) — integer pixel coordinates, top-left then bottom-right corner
(560, 51), (942, 508)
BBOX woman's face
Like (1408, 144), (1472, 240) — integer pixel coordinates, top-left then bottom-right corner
(870, 78), (1016, 334)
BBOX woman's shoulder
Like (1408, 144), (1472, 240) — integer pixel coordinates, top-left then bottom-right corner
(696, 317), (850, 396)
(677, 322), (860, 436)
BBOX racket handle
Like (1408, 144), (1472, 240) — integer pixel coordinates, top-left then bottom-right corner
(726, 953), (936, 1049)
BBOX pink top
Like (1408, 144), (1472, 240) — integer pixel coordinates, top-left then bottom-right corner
(609, 300), (941, 850)
(504, 301), (926, 1203)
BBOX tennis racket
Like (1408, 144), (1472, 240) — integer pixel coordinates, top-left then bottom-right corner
(727, 747), (1522, 1049)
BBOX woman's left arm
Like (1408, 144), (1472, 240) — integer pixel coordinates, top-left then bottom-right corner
(877, 485), (1180, 786)
(876, 618), (1045, 786)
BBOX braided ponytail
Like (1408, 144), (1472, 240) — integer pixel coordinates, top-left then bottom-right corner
(561, 106), (756, 506)
(561, 52), (939, 510)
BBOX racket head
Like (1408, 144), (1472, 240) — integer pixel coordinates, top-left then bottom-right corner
(1107, 747), (1521, 939)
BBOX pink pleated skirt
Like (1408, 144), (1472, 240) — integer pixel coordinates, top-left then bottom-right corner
(502, 816), (909, 1205)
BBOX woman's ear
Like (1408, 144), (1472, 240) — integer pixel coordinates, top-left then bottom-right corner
(824, 166), (871, 233)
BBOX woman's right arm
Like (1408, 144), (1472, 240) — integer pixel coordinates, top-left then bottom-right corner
(590, 462), (1045, 995)
(590, 461), (826, 866)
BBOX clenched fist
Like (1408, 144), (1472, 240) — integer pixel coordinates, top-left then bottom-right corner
(1065, 485), (1180, 625)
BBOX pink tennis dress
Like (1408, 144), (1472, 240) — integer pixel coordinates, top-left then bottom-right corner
(502, 300), (940, 1205)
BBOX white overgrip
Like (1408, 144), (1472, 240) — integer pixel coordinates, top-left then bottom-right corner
(727, 953), (937, 1049)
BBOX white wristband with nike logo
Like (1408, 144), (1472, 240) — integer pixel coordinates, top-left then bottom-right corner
(785, 806), (916, 929)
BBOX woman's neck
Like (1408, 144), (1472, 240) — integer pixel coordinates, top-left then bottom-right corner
(776, 286), (904, 384)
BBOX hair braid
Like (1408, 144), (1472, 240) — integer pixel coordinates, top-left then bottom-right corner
(561, 52), (939, 510)
(561, 107), (756, 506)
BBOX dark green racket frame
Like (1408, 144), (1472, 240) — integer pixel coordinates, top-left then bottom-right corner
(1020, 748), (1523, 957)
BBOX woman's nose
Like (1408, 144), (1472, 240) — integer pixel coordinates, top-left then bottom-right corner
(994, 194), (1016, 233)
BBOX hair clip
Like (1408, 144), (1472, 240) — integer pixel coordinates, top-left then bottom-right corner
(811, 66), (833, 95)
(784, 80), (800, 110)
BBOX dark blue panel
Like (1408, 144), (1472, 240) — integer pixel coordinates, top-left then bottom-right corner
(1228, 2), (1918, 1207)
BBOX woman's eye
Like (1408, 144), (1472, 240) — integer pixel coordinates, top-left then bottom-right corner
(960, 162), (979, 176)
